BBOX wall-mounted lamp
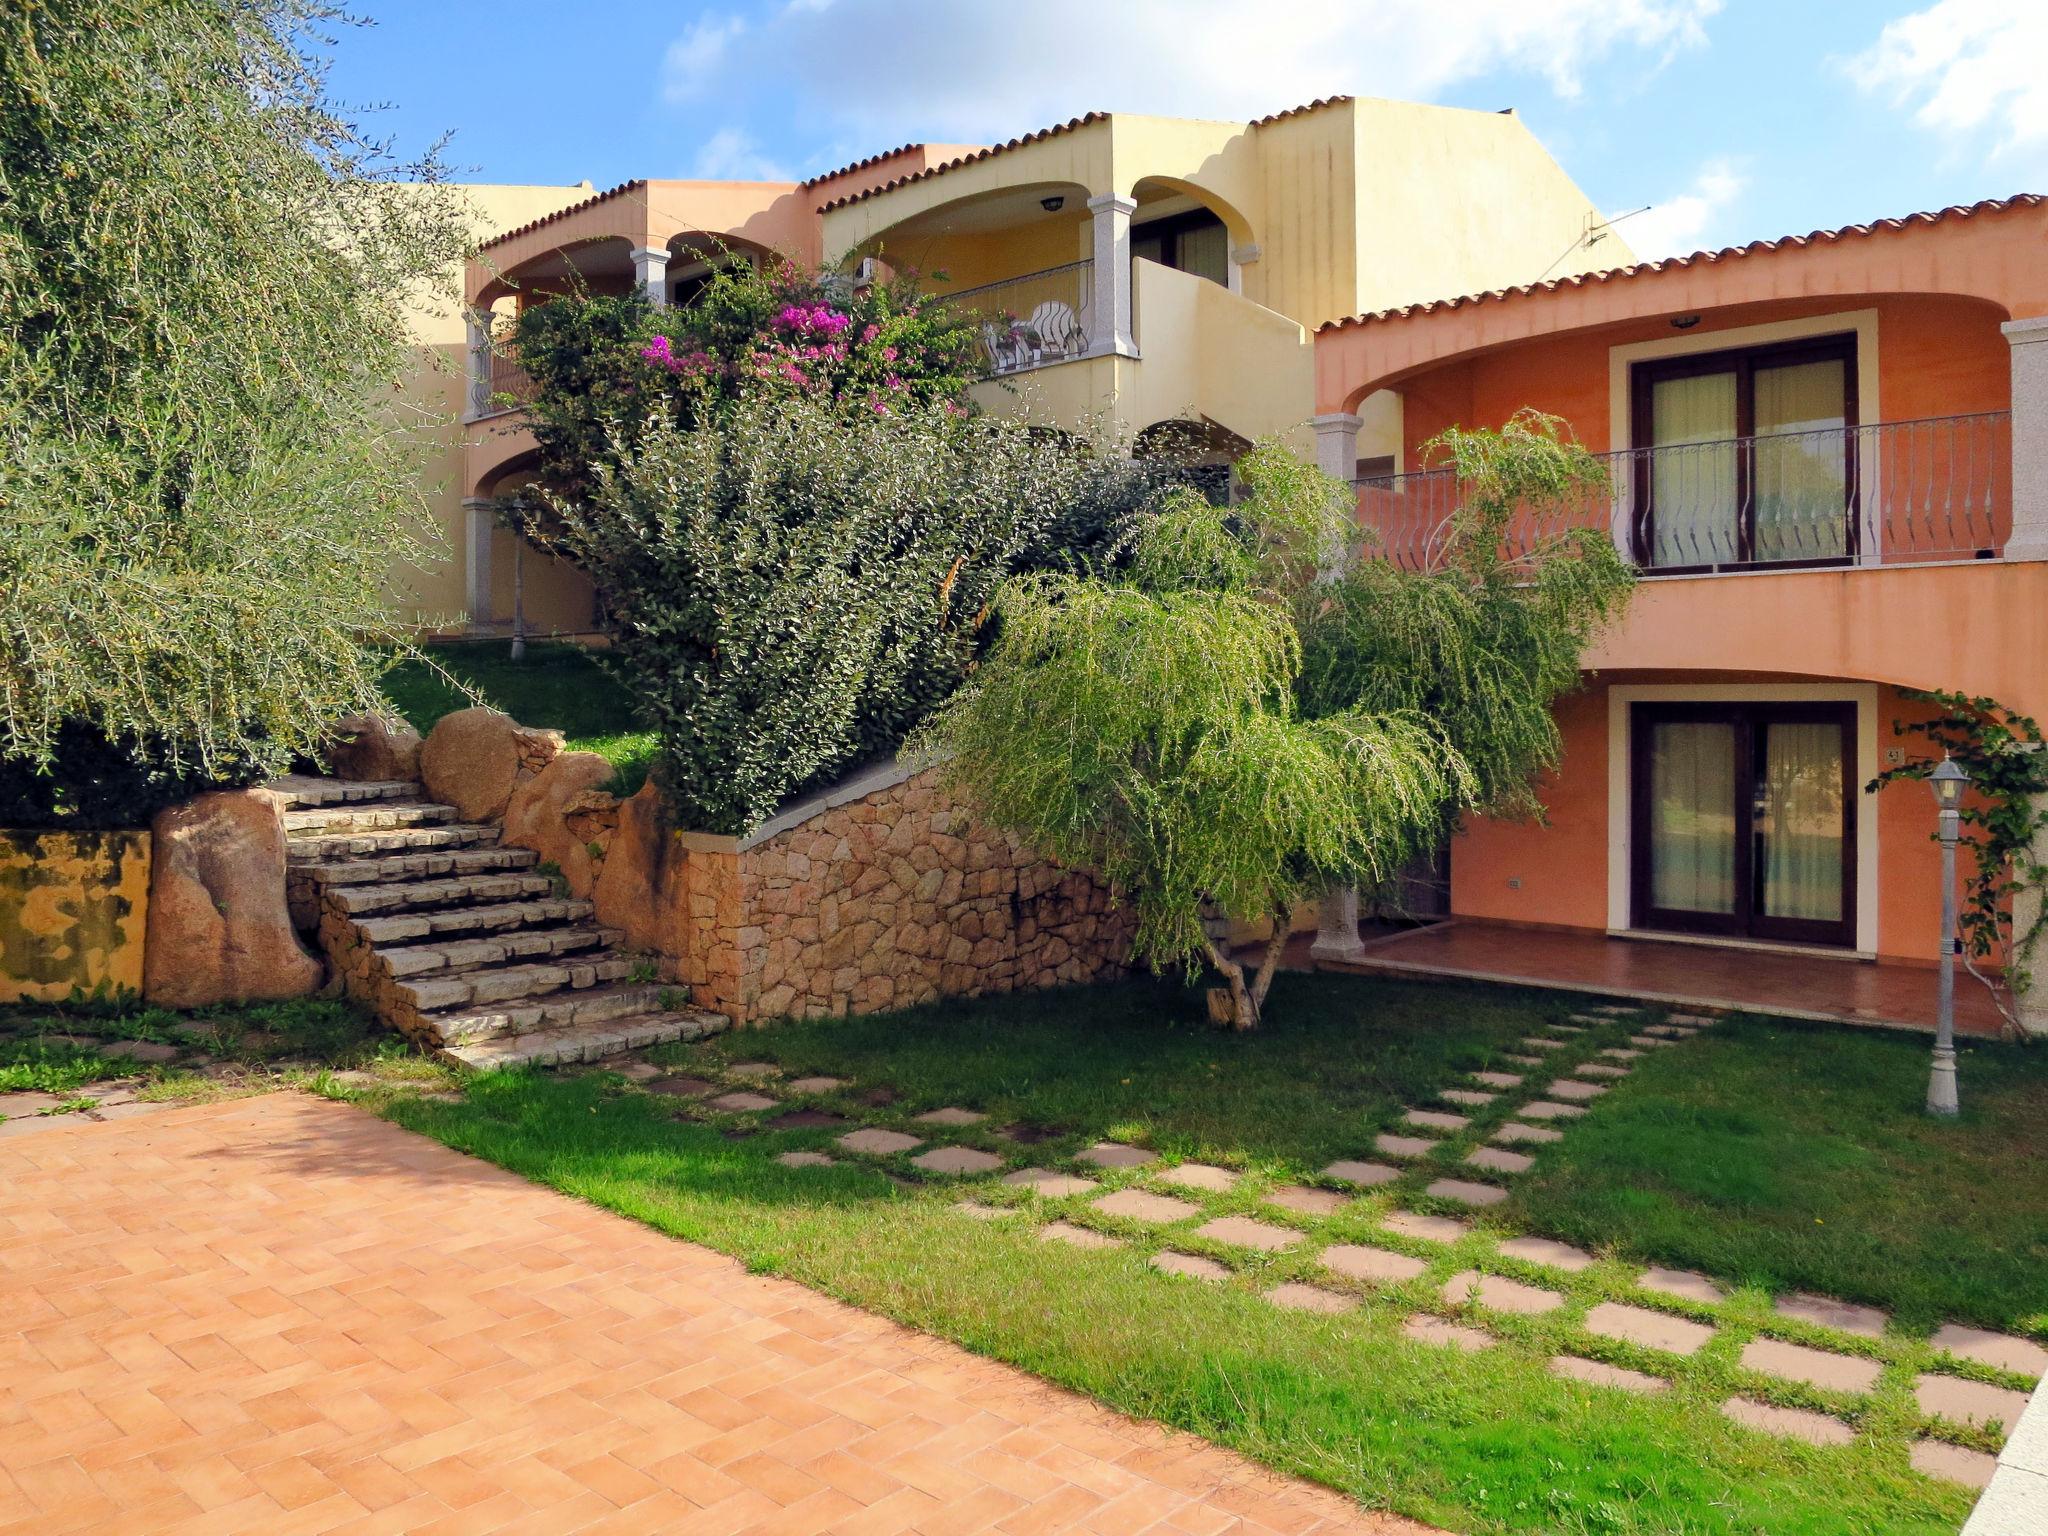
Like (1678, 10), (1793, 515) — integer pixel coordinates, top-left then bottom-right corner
(1671, 314), (1701, 330)
(1040, 196), (1065, 213)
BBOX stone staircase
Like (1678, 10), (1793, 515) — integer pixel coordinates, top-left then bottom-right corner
(274, 774), (728, 1069)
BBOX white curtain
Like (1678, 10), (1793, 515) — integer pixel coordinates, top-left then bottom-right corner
(1650, 373), (1738, 566)
(1753, 360), (1849, 562)
(1649, 722), (1737, 914)
(1761, 723), (1844, 922)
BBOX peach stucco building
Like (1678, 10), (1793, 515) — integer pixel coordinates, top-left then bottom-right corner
(427, 96), (1625, 639)
(1311, 194), (2048, 1033)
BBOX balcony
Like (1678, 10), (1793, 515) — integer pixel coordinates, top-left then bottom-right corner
(467, 328), (537, 421)
(1354, 411), (2013, 574)
(943, 262), (1095, 376)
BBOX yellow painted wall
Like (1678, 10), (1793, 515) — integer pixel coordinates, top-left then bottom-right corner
(1128, 261), (1314, 449)
(395, 181), (599, 632)
(1233, 104), (1359, 329)
(0, 831), (150, 1003)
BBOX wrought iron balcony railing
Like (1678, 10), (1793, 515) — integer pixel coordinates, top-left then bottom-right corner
(1353, 412), (2012, 574)
(943, 262), (1094, 376)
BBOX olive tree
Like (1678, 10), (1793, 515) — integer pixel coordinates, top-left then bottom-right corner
(0, 0), (470, 823)
(917, 413), (1633, 1028)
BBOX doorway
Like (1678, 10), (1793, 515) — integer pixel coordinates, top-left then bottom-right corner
(1629, 701), (1857, 947)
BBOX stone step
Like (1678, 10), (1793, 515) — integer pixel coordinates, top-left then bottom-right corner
(439, 1008), (729, 1071)
(288, 823), (500, 862)
(350, 896), (594, 944)
(398, 955), (635, 1018)
(424, 982), (685, 1047)
(299, 846), (544, 893)
(265, 775), (419, 809)
(376, 925), (625, 980)
(284, 802), (457, 837)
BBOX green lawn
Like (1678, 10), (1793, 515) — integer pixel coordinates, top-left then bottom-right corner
(380, 640), (654, 792)
(377, 973), (2039, 1536)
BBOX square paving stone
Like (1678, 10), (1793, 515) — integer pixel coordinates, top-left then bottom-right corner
(1403, 1315), (1493, 1351)
(1077, 1142), (1157, 1169)
(1194, 1216), (1302, 1252)
(1498, 1236), (1595, 1272)
(1600, 1048), (1644, 1061)
(1575, 1063), (1630, 1079)
(776, 1151), (835, 1168)
(1550, 1356), (1667, 1393)
(1519, 1037), (1569, 1051)
(0, 1092), (63, 1116)
(1915, 1373), (2030, 1431)
(1267, 1283), (1356, 1315)
(1668, 1013), (1717, 1026)
(1267, 1186), (1349, 1218)
(953, 1200), (1013, 1220)
(1445, 1270), (1563, 1314)
(1471, 1072), (1525, 1090)
(1321, 1159), (1401, 1188)
(1637, 1267), (1727, 1305)
(838, 1127), (922, 1156)
(912, 1146), (1006, 1176)
(726, 1062), (779, 1079)
(1909, 1439), (1998, 1489)
(1093, 1189), (1201, 1224)
(1588, 1005), (1640, 1016)
(914, 1106), (988, 1126)
(1320, 1244), (1428, 1285)
(1741, 1338), (1883, 1394)
(1439, 1089), (1496, 1108)
(1466, 1146), (1533, 1176)
(1774, 1292), (1888, 1338)
(1039, 1221), (1122, 1250)
(1402, 1109), (1469, 1133)
(1492, 1123), (1564, 1146)
(1376, 1134), (1438, 1159)
(1546, 1080), (1608, 1102)
(647, 1076), (716, 1097)
(1424, 1178), (1507, 1208)
(617, 1062), (663, 1082)
(1517, 1101), (1587, 1121)
(1158, 1162), (1240, 1193)
(1151, 1251), (1230, 1282)
(1583, 1302), (1716, 1356)
(1383, 1209), (1470, 1243)
(1003, 1169), (1098, 1198)
(1629, 1035), (1678, 1049)
(767, 1109), (849, 1129)
(100, 1040), (180, 1062)
(1719, 1396), (1854, 1447)
(786, 1075), (847, 1093)
(1502, 1054), (1546, 1067)
(1931, 1323), (2048, 1380)
(1545, 1025), (1586, 1036)
(708, 1091), (778, 1113)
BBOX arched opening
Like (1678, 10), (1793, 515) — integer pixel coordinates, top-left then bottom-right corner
(1129, 177), (1252, 293)
(1134, 417), (1252, 503)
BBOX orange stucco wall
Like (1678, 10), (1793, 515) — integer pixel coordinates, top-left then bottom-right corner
(1448, 677), (1978, 964)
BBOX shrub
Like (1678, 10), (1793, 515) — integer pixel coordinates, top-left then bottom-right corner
(556, 392), (1159, 833)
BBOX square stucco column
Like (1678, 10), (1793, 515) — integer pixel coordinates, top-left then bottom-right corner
(2002, 316), (2048, 561)
(463, 496), (497, 628)
(464, 310), (494, 422)
(631, 246), (671, 309)
(1307, 410), (1373, 964)
(2014, 787), (2048, 1039)
(1085, 193), (1138, 359)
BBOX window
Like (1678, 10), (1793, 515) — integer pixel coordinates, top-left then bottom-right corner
(1130, 208), (1229, 287)
(1628, 333), (1858, 569)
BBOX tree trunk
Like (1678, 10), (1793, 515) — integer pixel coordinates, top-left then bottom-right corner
(1201, 907), (1292, 1031)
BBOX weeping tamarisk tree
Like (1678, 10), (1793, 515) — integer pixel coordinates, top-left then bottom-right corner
(0, 1), (469, 825)
(916, 411), (1634, 1028)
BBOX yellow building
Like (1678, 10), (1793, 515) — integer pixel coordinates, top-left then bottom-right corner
(415, 96), (1629, 634)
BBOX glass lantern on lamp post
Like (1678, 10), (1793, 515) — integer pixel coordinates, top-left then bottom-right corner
(1927, 755), (1970, 1118)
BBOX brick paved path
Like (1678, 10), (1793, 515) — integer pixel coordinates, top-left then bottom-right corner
(0, 1095), (1428, 1535)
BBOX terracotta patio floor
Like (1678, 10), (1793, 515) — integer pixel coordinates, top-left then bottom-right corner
(0, 1093), (1430, 1536)
(1308, 919), (2008, 1039)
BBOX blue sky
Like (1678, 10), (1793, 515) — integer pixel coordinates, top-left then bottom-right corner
(327, 1), (2048, 264)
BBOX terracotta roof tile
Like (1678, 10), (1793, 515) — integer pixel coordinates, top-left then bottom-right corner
(1317, 193), (2047, 333)
(1250, 95), (1353, 127)
(801, 144), (927, 188)
(817, 114), (1109, 212)
(477, 179), (649, 252)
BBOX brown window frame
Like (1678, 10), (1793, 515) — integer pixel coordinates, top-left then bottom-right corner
(1628, 332), (1861, 570)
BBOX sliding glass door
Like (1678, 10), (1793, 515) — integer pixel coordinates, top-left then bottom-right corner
(1630, 703), (1856, 947)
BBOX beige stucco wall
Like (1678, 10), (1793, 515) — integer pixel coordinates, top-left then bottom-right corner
(396, 181), (598, 633)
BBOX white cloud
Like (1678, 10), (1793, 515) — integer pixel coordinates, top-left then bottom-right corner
(690, 126), (791, 182)
(660, 0), (1720, 154)
(662, 13), (747, 104)
(1615, 158), (1747, 263)
(1846, 0), (2048, 161)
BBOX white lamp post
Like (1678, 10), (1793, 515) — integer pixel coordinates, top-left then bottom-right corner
(1928, 754), (1970, 1118)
